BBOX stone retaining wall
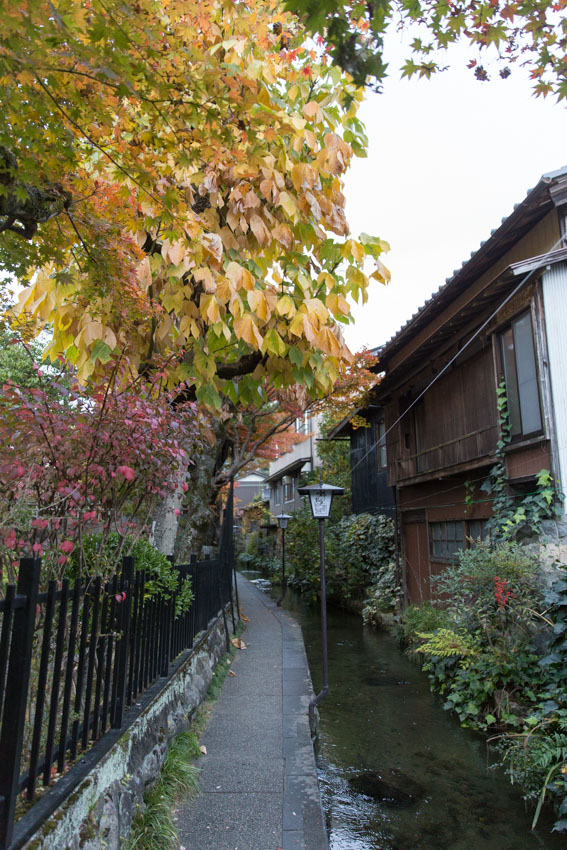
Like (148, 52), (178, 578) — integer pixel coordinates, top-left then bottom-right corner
(24, 614), (228, 850)
(537, 519), (567, 574)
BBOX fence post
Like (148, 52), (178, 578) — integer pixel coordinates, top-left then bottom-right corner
(112, 557), (134, 729)
(0, 558), (41, 849)
(216, 561), (231, 653)
(161, 557), (175, 677)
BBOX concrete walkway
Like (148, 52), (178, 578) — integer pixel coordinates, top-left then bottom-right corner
(176, 575), (328, 850)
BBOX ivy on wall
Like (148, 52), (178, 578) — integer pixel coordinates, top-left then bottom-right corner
(480, 381), (563, 540)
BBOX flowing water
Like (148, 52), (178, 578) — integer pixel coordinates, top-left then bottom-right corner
(240, 571), (566, 850)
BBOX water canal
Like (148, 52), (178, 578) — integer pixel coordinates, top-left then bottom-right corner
(240, 571), (565, 850)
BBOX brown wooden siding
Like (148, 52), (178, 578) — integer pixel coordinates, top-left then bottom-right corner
(399, 474), (493, 604)
(388, 346), (498, 484)
(401, 511), (429, 604)
(506, 441), (551, 479)
(398, 476), (493, 519)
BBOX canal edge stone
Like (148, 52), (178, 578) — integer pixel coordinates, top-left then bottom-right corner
(270, 599), (329, 850)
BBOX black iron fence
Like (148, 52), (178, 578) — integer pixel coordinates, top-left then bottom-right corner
(0, 550), (235, 849)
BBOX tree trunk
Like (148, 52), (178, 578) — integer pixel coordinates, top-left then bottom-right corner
(151, 418), (229, 561)
(174, 446), (220, 562)
(151, 460), (189, 557)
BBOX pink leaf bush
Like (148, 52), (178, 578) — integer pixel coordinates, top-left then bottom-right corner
(0, 371), (202, 586)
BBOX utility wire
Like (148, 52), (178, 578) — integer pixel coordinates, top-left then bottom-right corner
(350, 234), (565, 476)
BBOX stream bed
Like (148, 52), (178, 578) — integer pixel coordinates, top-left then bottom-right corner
(240, 571), (565, 849)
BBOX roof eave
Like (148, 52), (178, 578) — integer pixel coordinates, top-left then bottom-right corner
(376, 168), (567, 366)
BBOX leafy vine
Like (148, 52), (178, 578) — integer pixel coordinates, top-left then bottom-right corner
(481, 381), (563, 540)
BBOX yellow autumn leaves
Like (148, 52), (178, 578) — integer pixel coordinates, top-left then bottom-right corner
(6, 0), (390, 405)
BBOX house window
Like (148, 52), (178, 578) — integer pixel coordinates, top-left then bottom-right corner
(295, 414), (311, 435)
(377, 418), (387, 468)
(468, 519), (489, 542)
(429, 520), (489, 562)
(283, 475), (294, 502)
(274, 482), (281, 505)
(500, 312), (543, 438)
(430, 521), (465, 561)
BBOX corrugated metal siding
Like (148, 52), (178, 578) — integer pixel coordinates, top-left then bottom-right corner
(543, 263), (567, 508)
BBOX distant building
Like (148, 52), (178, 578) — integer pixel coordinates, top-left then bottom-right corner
(327, 404), (395, 517)
(233, 471), (269, 521)
(266, 411), (322, 514)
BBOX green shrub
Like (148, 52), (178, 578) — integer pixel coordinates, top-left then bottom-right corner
(236, 528), (278, 576)
(405, 541), (545, 727)
(494, 567), (567, 832)
(283, 502), (328, 595)
(285, 509), (397, 608)
(70, 533), (193, 615)
(402, 542), (567, 830)
(433, 540), (543, 635)
(362, 561), (399, 624)
(400, 602), (449, 645)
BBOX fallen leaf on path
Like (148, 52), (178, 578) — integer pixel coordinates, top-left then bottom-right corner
(231, 637), (247, 649)
(229, 670), (236, 677)
(199, 745), (207, 755)
(241, 613), (251, 622)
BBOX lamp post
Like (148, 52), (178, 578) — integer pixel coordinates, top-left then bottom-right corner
(296, 479), (344, 717)
(275, 513), (292, 606)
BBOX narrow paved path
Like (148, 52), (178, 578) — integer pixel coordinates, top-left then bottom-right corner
(176, 575), (327, 850)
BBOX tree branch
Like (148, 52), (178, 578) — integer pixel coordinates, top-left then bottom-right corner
(215, 352), (265, 380)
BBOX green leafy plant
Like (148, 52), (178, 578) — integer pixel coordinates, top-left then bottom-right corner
(405, 541), (545, 731)
(403, 545), (567, 830)
(236, 528), (279, 576)
(285, 509), (397, 608)
(399, 602), (449, 645)
(433, 540), (543, 635)
(362, 561), (400, 625)
(482, 382), (563, 540)
(125, 731), (200, 850)
(415, 628), (479, 662)
(71, 533), (194, 615)
(493, 569), (567, 832)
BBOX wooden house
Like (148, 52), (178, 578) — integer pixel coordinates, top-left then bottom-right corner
(369, 166), (567, 605)
(327, 404), (395, 516)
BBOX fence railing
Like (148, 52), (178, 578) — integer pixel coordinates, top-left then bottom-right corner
(0, 551), (235, 849)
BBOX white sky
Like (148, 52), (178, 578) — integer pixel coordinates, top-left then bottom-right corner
(342, 37), (567, 353)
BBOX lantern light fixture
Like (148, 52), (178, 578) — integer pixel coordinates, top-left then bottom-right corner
(275, 514), (293, 607)
(296, 482), (345, 519)
(296, 477), (344, 718)
(276, 513), (292, 530)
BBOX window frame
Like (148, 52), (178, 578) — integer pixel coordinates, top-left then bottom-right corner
(498, 309), (544, 441)
(376, 417), (387, 469)
(429, 519), (489, 563)
(282, 475), (294, 502)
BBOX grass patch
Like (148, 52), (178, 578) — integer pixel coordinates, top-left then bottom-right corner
(125, 731), (200, 850)
(125, 617), (247, 850)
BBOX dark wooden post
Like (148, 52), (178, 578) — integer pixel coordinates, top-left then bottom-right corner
(0, 558), (41, 848)
(112, 557), (134, 729)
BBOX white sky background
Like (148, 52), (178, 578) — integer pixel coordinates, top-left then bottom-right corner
(342, 34), (567, 353)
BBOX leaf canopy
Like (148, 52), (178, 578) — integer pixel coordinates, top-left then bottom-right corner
(1, 0), (388, 406)
(285, 0), (567, 96)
